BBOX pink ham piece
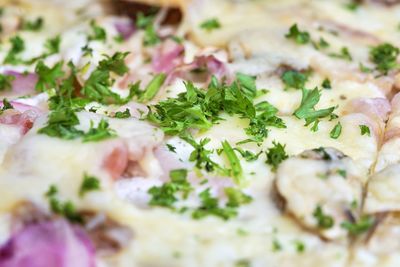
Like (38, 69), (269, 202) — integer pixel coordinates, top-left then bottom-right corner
(3, 71), (38, 96)
(0, 102), (43, 135)
(114, 20), (136, 40)
(152, 40), (184, 74)
(168, 54), (229, 84)
(0, 219), (95, 267)
(345, 97), (391, 143)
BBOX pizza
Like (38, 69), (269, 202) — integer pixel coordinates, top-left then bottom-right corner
(0, 0), (400, 266)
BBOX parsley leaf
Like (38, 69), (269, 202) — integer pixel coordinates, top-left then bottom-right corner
(88, 20), (107, 41)
(329, 47), (352, 61)
(370, 43), (400, 75)
(82, 119), (116, 142)
(0, 98), (14, 115)
(321, 78), (331, 89)
(330, 122), (342, 139)
(281, 70), (308, 90)
(3, 35), (25, 65)
(35, 60), (65, 91)
(200, 18), (221, 32)
(192, 188), (237, 220)
(79, 173), (101, 197)
(45, 35), (61, 55)
(139, 73), (166, 102)
(341, 216), (374, 235)
(285, 24), (310, 45)
(114, 108), (131, 119)
(225, 187), (252, 208)
(293, 88), (335, 126)
(221, 140), (243, 184)
(359, 124), (371, 136)
(136, 12), (160, 46)
(313, 205), (334, 229)
(0, 73), (15, 91)
(148, 169), (192, 208)
(44, 185), (82, 223)
(234, 147), (262, 162)
(21, 17), (44, 31)
(265, 141), (288, 171)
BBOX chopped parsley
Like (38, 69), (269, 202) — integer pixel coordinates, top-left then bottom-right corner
(45, 35), (61, 55)
(330, 122), (342, 139)
(200, 18), (221, 32)
(235, 259), (251, 267)
(81, 52), (136, 105)
(3, 35), (25, 65)
(148, 169), (192, 208)
(341, 215), (374, 235)
(192, 188), (237, 220)
(313, 205), (334, 229)
(337, 169), (347, 178)
(221, 140), (243, 184)
(114, 108), (131, 119)
(285, 24), (310, 45)
(0, 98), (14, 115)
(166, 143), (177, 153)
(293, 88), (336, 127)
(265, 141), (288, 171)
(35, 60), (65, 91)
(322, 78), (331, 89)
(234, 147), (262, 162)
(329, 47), (352, 61)
(294, 240), (305, 253)
(147, 74), (284, 141)
(44, 185), (82, 223)
(225, 187), (252, 208)
(272, 239), (282, 252)
(79, 173), (101, 197)
(136, 12), (160, 46)
(0, 73), (15, 91)
(82, 119), (116, 142)
(21, 17), (44, 31)
(281, 70), (308, 90)
(313, 37), (330, 50)
(182, 135), (221, 173)
(359, 124), (371, 136)
(369, 43), (400, 75)
(139, 73), (166, 102)
(88, 20), (107, 41)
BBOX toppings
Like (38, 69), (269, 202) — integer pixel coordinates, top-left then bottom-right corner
(285, 24), (310, 45)
(79, 174), (101, 197)
(35, 61), (64, 92)
(313, 205), (334, 229)
(330, 122), (342, 139)
(136, 12), (160, 46)
(3, 35), (25, 65)
(293, 88), (335, 128)
(359, 124), (371, 136)
(265, 142), (288, 172)
(0, 73), (15, 91)
(21, 17), (44, 31)
(340, 215), (374, 235)
(148, 169), (192, 208)
(328, 47), (352, 61)
(147, 74), (284, 139)
(369, 43), (400, 75)
(221, 140), (243, 184)
(87, 20), (106, 42)
(0, 219), (95, 267)
(281, 70), (309, 90)
(274, 148), (364, 240)
(200, 18), (221, 32)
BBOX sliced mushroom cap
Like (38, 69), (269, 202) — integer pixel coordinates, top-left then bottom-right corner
(364, 164), (400, 214)
(275, 147), (364, 240)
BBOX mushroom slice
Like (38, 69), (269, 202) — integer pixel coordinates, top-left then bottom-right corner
(275, 147), (364, 240)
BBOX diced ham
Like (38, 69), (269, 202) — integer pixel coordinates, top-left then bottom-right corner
(3, 71), (38, 96)
(102, 143), (129, 180)
(0, 219), (95, 267)
(152, 40), (184, 74)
